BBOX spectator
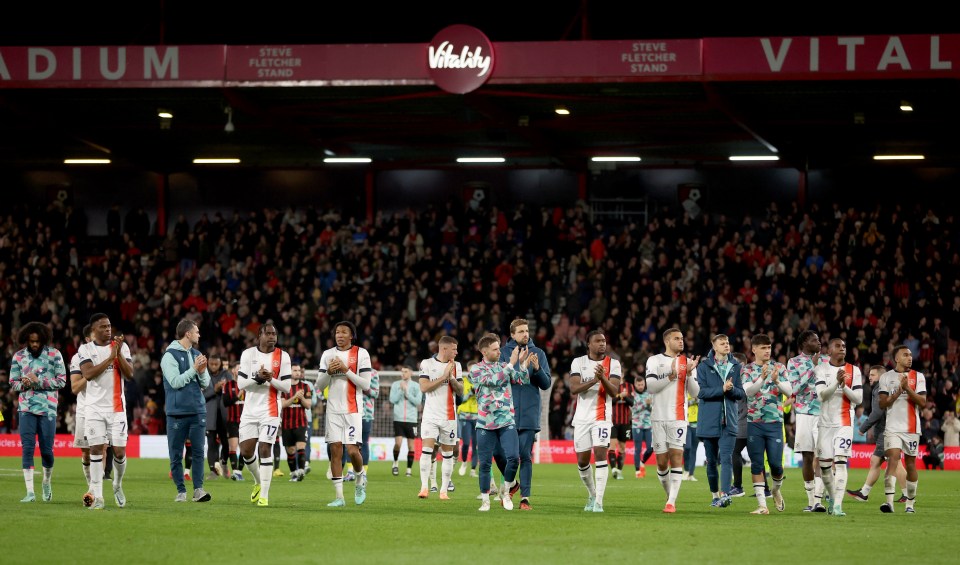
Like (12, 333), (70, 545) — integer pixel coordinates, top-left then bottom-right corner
(942, 411), (960, 447)
(921, 407), (941, 446)
(922, 435), (944, 470)
(548, 378), (569, 440)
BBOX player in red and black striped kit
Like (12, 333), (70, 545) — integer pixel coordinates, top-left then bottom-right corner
(609, 377), (635, 480)
(281, 364), (313, 481)
(222, 364), (245, 481)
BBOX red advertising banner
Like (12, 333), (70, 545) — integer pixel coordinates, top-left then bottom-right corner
(0, 434), (140, 458)
(492, 39), (701, 82)
(704, 34), (960, 80)
(225, 44), (427, 84)
(1, 35), (958, 88)
(536, 439), (960, 470)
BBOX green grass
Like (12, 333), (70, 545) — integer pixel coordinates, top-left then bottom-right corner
(3, 457), (956, 564)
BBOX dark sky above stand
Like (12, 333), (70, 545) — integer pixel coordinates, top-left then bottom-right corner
(3, 1), (956, 46)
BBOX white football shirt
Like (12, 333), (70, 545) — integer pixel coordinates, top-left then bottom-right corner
(78, 341), (132, 417)
(815, 362), (862, 427)
(319, 346), (372, 415)
(879, 369), (926, 434)
(570, 355), (622, 426)
(420, 357), (463, 423)
(645, 353), (700, 422)
(238, 346), (292, 419)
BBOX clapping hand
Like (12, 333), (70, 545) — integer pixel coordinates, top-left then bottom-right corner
(517, 348), (532, 370)
(899, 373), (909, 391)
(194, 354), (207, 374)
(509, 346), (521, 367)
(594, 363), (606, 381)
(328, 358), (346, 374)
(687, 355), (702, 371)
(254, 365), (273, 384)
(723, 377), (733, 392)
(836, 367), (846, 385)
(21, 370), (38, 388)
(761, 363), (773, 381)
(528, 353), (540, 370)
(443, 360), (456, 381)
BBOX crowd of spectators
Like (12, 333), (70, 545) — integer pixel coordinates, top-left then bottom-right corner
(1, 195), (958, 452)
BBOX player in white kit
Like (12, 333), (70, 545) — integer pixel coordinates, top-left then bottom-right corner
(70, 325), (94, 498)
(814, 338), (863, 517)
(238, 323), (292, 507)
(418, 335), (463, 500)
(78, 314), (133, 510)
(569, 330), (621, 513)
(315, 321), (373, 507)
(878, 344), (927, 514)
(645, 327), (701, 513)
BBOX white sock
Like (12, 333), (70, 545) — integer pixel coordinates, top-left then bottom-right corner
(833, 462), (847, 506)
(244, 455), (260, 485)
(259, 461), (273, 499)
(594, 462), (609, 505)
(905, 480), (917, 508)
(113, 456), (125, 488)
(819, 465), (834, 500)
(804, 480), (816, 506)
(23, 468), (35, 494)
(861, 483), (873, 497)
(481, 492), (490, 503)
(430, 458), (438, 488)
(441, 453), (455, 491)
(772, 476), (783, 494)
(657, 469), (670, 494)
(754, 483), (767, 508)
(333, 477), (344, 499)
(42, 466), (53, 485)
(578, 464), (596, 497)
(814, 475), (825, 503)
(82, 462), (91, 488)
(667, 468), (683, 504)
(89, 457), (103, 498)
(357, 469), (367, 487)
(884, 475), (896, 505)
(419, 450), (433, 491)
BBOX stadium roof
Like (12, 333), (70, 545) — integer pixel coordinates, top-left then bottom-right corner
(2, 4), (958, 172)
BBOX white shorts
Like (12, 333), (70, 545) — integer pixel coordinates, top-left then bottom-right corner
(239, 416), (281, 444)
(85, 411), (128, 447)
(794, 413), (819, 453)
(651, 421), (687, 454)
(884, 431), (921, 457)
(573, 421), (612, 453)
(817, 426), (853, 459)
(73, 415), (88, 449)
(421, 419), (458, 446)
(326, 412), (362, 445)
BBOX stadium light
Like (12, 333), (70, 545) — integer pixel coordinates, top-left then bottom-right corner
(193, 158), (241, 164)
(324, 157), (372, 163)
(729, 156), (780, 161)
(456, 157), (505, 163)
(64, 159), (111, 164)
(591, 156), (641, 162)
(873, 154), (925, 160)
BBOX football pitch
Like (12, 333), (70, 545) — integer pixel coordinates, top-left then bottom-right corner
(4, 457), (955, 564)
